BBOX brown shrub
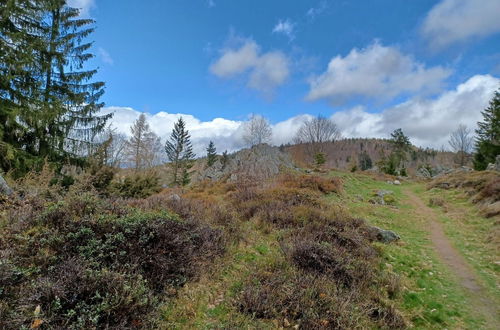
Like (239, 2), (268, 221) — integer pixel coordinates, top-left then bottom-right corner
(237, 262), (406, 329)
(428, 197), (445, 207)
(279, 173), (343, 194)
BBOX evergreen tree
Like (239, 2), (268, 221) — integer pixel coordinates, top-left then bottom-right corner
(29, 0), (110, 161)
(206, 141), (217, 167)
(221, 150), (229, 170)
(165, 117), (195, 186)
(0, 0), (44, 173)
(474, 89), (500, 170)
(0, 0), (109, 174)
(386, 128), (411, 174)
(358, 151), (372, 171)
(314, 152), (326, 170)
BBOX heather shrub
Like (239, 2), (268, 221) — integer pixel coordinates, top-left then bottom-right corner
(0, 190), (225, 328)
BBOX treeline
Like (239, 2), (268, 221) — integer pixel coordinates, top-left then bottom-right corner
(0, 0), (109, 176)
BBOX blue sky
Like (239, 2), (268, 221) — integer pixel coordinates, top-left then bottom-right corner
(70, 0), (500, 152)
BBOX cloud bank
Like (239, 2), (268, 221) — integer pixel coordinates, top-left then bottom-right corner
(103, 74), (498, 155)
(421, 0), (500, 50)
(209, 40), (290, 95)
(307, 42), (451, 104)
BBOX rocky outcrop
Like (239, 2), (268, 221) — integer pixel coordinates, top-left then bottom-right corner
(486, 155), (500, 171)
(0, 174), (13, 196)
(416, 167), (432, 178)
(194, 144), (295, 182)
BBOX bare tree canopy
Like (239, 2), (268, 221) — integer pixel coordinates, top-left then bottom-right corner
(449, 124), (473, 166)
(97, 127), (128, 168)
(294, 115), (342, 144)
(242, 114), (272, 146)
(125, 114), (163, 170)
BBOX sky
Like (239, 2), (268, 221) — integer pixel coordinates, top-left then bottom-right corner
(70, 0), (500, 154)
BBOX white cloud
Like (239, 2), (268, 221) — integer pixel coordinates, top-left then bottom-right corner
(67, 0), (95, 17)
(102, 75), (498, 155)
(421, 0), (500, 50)
(209, 39), (290, 95)
(307, 1), (328, 19)
(98, 47), (114, 65)
(306, 42), (451, 104)
(272, 19), (295, 41)
(331, 74), (500, 148)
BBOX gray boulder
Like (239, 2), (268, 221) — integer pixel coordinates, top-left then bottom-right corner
(371, 226), (400, 243)
(0, 174), (13, 196)
(416, 167), (432, 178)
(376, 190), (393, 197)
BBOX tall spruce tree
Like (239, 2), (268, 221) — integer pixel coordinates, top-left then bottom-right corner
(474, 89), (500, 170)
(206, 141), (217, 167)
(165, 117), (195, 186)
(0, 0), (110, 174)
(0, 0), (44, 173)
(31, 0), (110, 161)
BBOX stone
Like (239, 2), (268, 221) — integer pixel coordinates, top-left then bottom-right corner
(0, 174), (13, 196)
(416, 167), (432, 178)
(376, 190), (393, 198)
(168, 194), (181, 202)
(371, 226), (400, 243)
(393, 180), (401, 185)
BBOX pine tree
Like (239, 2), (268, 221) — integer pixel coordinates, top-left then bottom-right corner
(0, 0), (44, 173)
(206, 141), (217, 167)
(358, 151), (372, 171)
(165, 117), (195, 186)
(221, 150), (229, 170)
(474, 89), (500, 170)
(0, 0), (109, 174)
(29, 0), (110, 162)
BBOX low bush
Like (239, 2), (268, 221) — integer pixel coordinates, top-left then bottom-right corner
(111, 173), (161, 198)
(279, 173), (343, 194)
(0, 190), (225, 328)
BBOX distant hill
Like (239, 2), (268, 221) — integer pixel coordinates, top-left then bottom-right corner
(287, 138), (460, 174)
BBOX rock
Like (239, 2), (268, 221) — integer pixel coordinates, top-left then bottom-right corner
(386, 180), (394, 185)
(416, 167), (432, 179)
(376, 190), (393, 197)
(0, 174), (13, 196)
(194, 144), (295, 183)
(168, 194), (181, 202)
(496, 155), (500, 171)
(486, 163), (496, 171)
(371, 226), (400, 243)
(393, 180), (401, 185)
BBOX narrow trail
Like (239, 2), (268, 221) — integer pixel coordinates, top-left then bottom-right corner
(404, 188), (499, 328)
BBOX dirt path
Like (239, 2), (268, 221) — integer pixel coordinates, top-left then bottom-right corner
(404, 188), (499, 328)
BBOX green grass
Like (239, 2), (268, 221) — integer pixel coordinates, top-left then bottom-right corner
(159, 220), (281, 329)
(329, 171), (488, 329)
(424, 187), (500, 302)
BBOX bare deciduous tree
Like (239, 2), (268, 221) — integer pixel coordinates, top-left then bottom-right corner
(242, 114), (272, 146)
(449, 124), (473, 166)
(294, 115), (341, 154)
(125, 114), (163, 170)
(99, 127), (128, 168)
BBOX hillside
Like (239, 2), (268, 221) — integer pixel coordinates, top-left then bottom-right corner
(288, 138), (458, 174)
(1, 165), (498, 328)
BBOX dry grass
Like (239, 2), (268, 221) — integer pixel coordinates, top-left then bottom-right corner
(428, 171), (500, 217)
